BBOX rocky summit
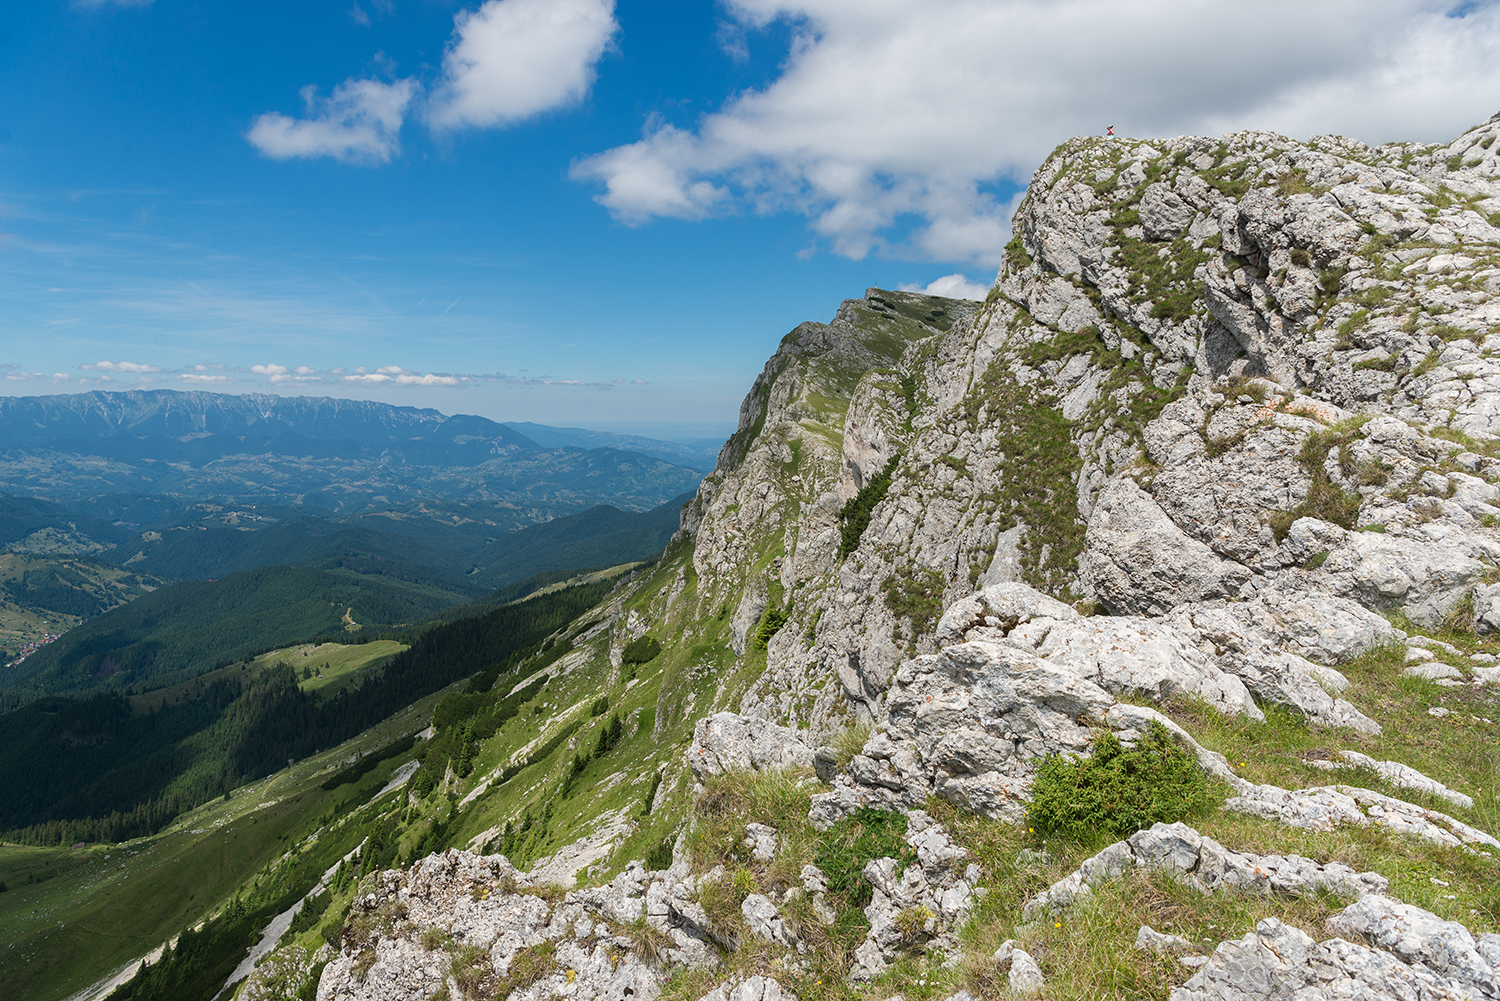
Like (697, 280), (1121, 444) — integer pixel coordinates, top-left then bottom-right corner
(225, 114), (1500, 1001)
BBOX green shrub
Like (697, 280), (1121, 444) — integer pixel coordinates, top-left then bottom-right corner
(753, 606), (789, 651)
(638, 771), (663, 818)
(1267, 429), (1363, 541)
(882, 569), (945, 638)
(285, 889), (331, 937)
(594, 713), (624, 756)
(621, 636), (662, 666)
(838, 455), (900, 558)
(1028, 723), (1216, 842)
(645, 835), (674, 871)
(813, 807), (914, 906)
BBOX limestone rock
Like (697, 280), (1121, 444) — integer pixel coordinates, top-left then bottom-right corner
(689, 713), (815, 780)
(1022, 822), (1387, 921)
(743, 824), (779, 863)
(1170, 862), (1500, 1000)
(1475, 582), (1500, 634)
(1283, 517), (1487, 628)
(1404, 661), (1464, 680)
(1306, 751), (1474, 810)
(1007, 948), (1045, 994)
(697, 977), (795, 1001)
(1134, 926), (1194, 955)
(314, 850), (684, 1001)
(1226, 782), (1500, 850)
(740, 893), (793, 946)
(936, 582), (1264, 719)
(1081, 479), (1253, 616)
(1140, 183), (1195, 241)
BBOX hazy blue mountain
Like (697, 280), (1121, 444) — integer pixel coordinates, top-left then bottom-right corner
(503, 422), (721, 471)
(0, 390), (536, 450)
(0, 390), (703, 516)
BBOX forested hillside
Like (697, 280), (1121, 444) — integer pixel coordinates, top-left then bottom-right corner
(0, 573), (618, 847)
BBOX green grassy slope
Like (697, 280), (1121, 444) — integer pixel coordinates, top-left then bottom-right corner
(0, 686), (440, 1001)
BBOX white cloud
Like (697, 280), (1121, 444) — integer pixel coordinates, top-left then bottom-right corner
(248, 362), (326, 384)
(342, 365), (461, 386)
(246, 77), (416, 165)
(80, 360), (162, 373)
(178, 373), (232, 384)
(900, 273), (989, 300)
(428, 0), (618, 130)
(572, 0), (1500, 265)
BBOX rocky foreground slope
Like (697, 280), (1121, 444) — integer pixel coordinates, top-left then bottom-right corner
(226, 115), (1500, 1001)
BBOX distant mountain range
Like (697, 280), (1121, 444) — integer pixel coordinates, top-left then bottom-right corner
(0, 390), (715, 680)
(0, 390), (705, 516)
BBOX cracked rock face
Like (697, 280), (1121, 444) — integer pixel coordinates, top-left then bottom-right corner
(1021, 822), (1388, 921)
(658, 110), (1500, 745)
(804, 621), (1247, 827)
(1171, 900), (1500, 1001)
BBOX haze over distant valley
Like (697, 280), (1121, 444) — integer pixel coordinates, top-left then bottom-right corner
(0, 389), (711, 681)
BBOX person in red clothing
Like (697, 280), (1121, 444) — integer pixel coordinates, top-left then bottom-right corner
(1106, 124), (1114, 136)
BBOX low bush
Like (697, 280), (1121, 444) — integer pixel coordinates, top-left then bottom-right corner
(645, 835), (674, 871)
(838, 456), (900, 558)
(621, 636), (662, 666)
(813, 807), (914, 906)
(1028, 722), (1216, 842)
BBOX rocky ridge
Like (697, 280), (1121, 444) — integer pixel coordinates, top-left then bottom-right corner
(224, 115), (1500, 1001)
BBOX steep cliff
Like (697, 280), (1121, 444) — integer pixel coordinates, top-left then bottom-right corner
(669, 110), (1500, 737)
(163, 114), (1500, 1001)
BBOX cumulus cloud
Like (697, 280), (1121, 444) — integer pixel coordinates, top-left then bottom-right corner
(572, 0), (1500, 265)
(342, 365), (461, 386)
(428, 0), (618, 130)
(178, 373), (233, 384)
(247, 363), (327, 384)
(250, 0), (614, 163)
(899, 274), (990, 300)
(80, 360), (162, 373)
(246, 77), (416, 165)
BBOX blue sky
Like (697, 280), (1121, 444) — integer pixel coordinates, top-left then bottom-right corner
(2, 0), (1497, 427)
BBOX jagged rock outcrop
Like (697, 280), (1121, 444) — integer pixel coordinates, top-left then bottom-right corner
(1021, 822), (1388, 920)
(291, 112), (1500, 1001)
(316, 852), (712, 1001)
(1172, 902), (1500, 1001)
(689, 713), (816, 780)
(668, 112), (1500, 744)
(849, 810), (980, 980)
(805, 632), (1240, 827)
